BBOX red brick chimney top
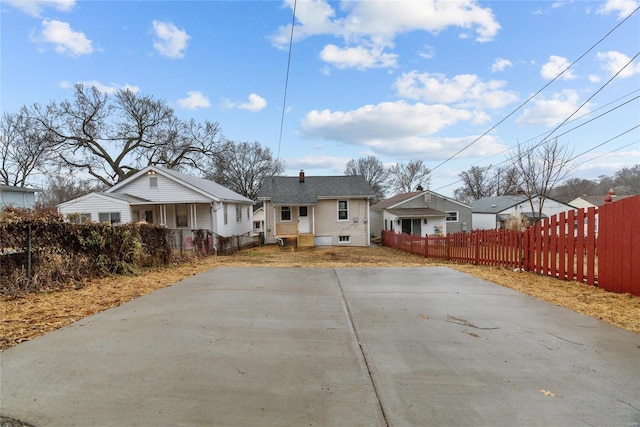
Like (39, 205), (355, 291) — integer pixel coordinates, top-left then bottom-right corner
(299, 169), (305, 183)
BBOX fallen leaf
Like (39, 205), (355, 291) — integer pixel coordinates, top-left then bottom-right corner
(538, 389), (556, 397)
(421, 314), (429, 319)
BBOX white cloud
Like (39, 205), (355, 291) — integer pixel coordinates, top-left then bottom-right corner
(287, 155), (352, 172)
(540, 55), (577, 80)
(491, 58), (513, 72)
(394, 71), (518, 109)
(302, 101), (476, 142)
(222, 94), (267, 112)
(5, 0), (75, 17)
(60, 80), (140, 94)
(320, 44), (398, 69)
(152, 20), (190, 59)
(516, 90), (592, 126)
(32, 20), (93, 56)
(271, 0), (500, 70)
(597, 0), (639, 19)
(596, 51), (640, 78)
(176, 91), (211, 110)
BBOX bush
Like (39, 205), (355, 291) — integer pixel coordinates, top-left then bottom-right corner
(0, 208), (173, 295)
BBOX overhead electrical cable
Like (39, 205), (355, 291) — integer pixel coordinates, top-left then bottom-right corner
(428, 5), (640, 174)
(276, 0), (297, 162)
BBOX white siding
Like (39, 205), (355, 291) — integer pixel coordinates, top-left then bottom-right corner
(113, 173), (211, 203)
(215, 202), (253, 237)
(472, 213), (498, 230)
(58, 193), (132, 224)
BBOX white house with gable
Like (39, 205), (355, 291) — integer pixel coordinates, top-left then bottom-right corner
(58, 165), (254, 250)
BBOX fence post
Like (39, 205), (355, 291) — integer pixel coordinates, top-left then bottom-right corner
(27, 223), (32, 279)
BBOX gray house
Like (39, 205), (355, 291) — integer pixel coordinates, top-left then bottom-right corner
(370, 190), (472, 238)
(0, 185), (37, 210)
(257, 171), (375, 247)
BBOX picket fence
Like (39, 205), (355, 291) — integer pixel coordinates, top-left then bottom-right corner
(382, 195), (640, 296)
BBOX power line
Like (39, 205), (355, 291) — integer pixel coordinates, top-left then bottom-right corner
(276, 0), (297, 162)
(428, 5), (640, 174)
(432, 124), (640, 193)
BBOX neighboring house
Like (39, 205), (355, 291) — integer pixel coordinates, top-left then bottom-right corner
(253, 203), (265, 237)
(472, 195), (573, 230)
(370, 190), (472, 238)
(569, 194), (634, 209)
(58, 165), (255, 248)
(257, 171), (375, 247)
(0, 185), (37, 210)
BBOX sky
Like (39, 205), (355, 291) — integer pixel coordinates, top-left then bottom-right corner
(1, 0), (639, 197)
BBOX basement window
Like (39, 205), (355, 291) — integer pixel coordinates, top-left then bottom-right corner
(338, 235), (351, 243)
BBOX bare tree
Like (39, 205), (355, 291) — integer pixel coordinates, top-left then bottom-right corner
(508, 138), (574, 221)
(344, 156), (388, 203)
(0, 110), (54, 187)
(206, 140), (284, 200)
(36, 169), (104, 208)
(453, 165), (496, 204)
(549, 177), (598, 203)
(495, 166), (521, 196)
(22, 84), (222, 186)
(387, 160), (431, 194)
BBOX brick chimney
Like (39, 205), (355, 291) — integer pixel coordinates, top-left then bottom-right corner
(299, 169), (305, 183)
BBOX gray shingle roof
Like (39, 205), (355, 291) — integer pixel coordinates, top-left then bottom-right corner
(471, 195), (529, 213)
(258, 175), (375, 205)
(370, 192), (421, 211)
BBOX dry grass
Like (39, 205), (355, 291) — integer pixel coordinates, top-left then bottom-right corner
(2, 245), (638, 351)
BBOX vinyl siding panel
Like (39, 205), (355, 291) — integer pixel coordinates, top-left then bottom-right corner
(58, 194), (132, 224)
(0, 190), (36, 209)
(113, 174), (211, 203)
(314, 199), (369, 246)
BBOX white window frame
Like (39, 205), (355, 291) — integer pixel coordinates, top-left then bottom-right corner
(281, 206), (292, 222)
(446, 211), (459, 222)
(224, 204), (228, 225)
(98, 212), (121, 225)
(236, 204), (242, 223)
(337, 200), (349, 221)
(338, 235), (351, 243)
(149, 176), (158, 188)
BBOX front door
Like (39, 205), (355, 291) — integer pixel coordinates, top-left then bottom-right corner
(298, 206), (309, 233)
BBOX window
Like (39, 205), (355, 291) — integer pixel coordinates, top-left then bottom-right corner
(145, 210), (153, 223)
(446, 211), (459, 222)
(253, 221), (261, 230)
(149, 177), (158, 188)
(68, 213), (91, 224)
(338, 200), (348, 221)
(236, 204), (242, 222)
(176, 204), (188, 227)
(224, 204), (228, 225)
(98, 212), (121, 225)
(247, 206), (250, 218)
(338, 235), (351, 243)
(281, 206), (291, 221)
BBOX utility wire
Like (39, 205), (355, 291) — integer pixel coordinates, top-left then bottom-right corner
(276, 0), (297, 162)
(431, 93), (640, 192)
(432, 123), (640, 193)
(428, 5), (640, 174)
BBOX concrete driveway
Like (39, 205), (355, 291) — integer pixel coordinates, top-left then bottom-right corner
(1, 267), (639, 426)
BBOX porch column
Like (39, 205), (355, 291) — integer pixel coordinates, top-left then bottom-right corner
(159, 204), (167, 226)
(190, 204), (197, 229)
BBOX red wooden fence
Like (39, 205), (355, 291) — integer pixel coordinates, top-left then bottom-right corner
(598, 195), (640, 295)
(382, 195), (640, 296)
